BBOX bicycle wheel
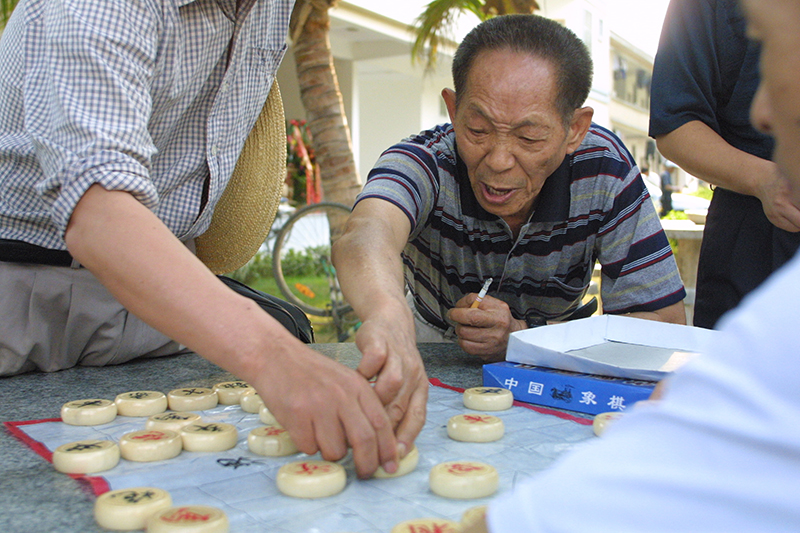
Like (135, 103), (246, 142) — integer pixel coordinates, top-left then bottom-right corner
(260, 202), (295, 254)
(272, 202), (353, 318)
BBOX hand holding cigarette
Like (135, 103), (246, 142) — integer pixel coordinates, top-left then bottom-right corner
(470, 278), (493, 309)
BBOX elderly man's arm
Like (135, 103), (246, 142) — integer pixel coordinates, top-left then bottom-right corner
(657, 120), (800, 232)
(624, 301), (686, 325)
(331, 198), (429, 457)
(65, 185), (398, 478)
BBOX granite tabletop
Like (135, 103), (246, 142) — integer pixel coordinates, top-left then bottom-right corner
(0, 343), (486, 533)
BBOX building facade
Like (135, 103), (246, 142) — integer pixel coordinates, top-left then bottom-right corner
(277, 0), (676, 189)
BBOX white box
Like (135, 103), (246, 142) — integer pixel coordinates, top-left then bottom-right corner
(506, 315), (720, 381)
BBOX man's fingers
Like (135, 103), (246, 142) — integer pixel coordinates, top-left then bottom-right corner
(781, 204), (800, 230)
(394, 376), (429, 454)
(771, 211), (800, 232)
(356, 354), (384, 383)
(453, 293), (476, 308)
(357, 323), (417, 409)
(355, 328), (389, 381)
(347, 388), (396, 478)
(649, 377), (675, 401)
(311, 411), (349, 463)
(450, 295), (511, 328)
(261, 347), (394, 478)
(768, 216), (800, 233)
(370, 354), (405, 409)
(449, 308), (493, 328)
(298, 378), (396, 479)
(280, 416), (320, 457)
(455, 321), (503, 346)
(340, 316), (425, 475)
(457, 336), (506, 362)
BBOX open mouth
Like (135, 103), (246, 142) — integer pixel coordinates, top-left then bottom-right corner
(482, 183), (516, 203)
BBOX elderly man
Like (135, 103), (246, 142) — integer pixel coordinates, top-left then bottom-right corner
(333, 14), (686, 366)
(465, 0), (800, 530)
(0, 0), (425, 478)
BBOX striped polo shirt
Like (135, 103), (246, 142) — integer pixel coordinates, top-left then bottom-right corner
(356, 123), (686, 332)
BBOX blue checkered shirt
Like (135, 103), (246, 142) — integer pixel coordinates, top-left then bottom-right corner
(0, 0), (292, 249)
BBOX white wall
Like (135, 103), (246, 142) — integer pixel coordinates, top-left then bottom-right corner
(357, 69), (420, 177)
(279, 37), (452, 185)
(355, 55), (452, 178)
(540, 0), (612, 129)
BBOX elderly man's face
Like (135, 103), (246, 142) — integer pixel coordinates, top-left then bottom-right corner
(442, 49), (591, 231)
(746, 0), (800, 203)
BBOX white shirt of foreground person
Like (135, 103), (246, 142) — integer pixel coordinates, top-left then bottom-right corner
(488, 252), (800, 532)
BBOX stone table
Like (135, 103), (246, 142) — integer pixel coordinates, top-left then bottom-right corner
(0, 343), (485, 533)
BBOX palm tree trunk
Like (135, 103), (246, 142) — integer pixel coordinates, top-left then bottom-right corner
(291, 0), (361, 208)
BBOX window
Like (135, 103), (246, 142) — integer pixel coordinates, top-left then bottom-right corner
(612, 53), (651, 109)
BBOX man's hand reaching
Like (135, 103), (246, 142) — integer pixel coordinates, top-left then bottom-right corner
(256, 341), (400, 479)
(354, 309), (429, 462)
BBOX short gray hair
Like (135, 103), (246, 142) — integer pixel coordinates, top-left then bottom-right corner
(452, 15), (593, 122)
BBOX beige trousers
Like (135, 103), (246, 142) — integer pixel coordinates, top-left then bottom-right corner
(407, 292), (457, 344)
(0, 262), (184, 376)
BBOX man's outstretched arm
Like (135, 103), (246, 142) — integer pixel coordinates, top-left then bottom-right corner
(625, 301), (686, 325)
(65, 185), (397, 478)
(332, 198), (428, 458)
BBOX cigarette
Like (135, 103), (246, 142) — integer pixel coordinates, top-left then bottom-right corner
(470, 277), (493, 308)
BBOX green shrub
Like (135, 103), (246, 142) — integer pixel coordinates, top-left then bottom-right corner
(691, 185), (714, 201)
(280, 245), (331, 278)
(228, 246), (333, 284)
(662, 210), (688, 221)
(228, 251), (273, 285)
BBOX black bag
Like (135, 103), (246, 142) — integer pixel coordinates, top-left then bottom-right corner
(217, 276), (314, 344)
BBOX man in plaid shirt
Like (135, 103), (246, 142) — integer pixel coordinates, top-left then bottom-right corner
(0, 0), (425, 478)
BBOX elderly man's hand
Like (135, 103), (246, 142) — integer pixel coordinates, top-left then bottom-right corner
(353, 306), (429, 463)
(448, 294), (526, 362)
(257, 342), (400, 479)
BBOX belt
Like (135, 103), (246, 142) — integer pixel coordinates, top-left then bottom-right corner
(0, 239), (78, 267)
(412, 296), (453, 334)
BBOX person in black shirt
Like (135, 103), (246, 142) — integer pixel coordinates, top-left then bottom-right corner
(649, 0), (800, 328)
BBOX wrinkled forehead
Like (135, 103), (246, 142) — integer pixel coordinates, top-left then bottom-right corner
(465, 49), (555, 84)
(459, 51), (562, 121)
(459, 49), (558, 106)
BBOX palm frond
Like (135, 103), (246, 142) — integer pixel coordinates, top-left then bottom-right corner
(0, 0), (19, 29)
(481, 0), (539, 17)
(411, 0), (486, 71)
(411, 0), (538, 71)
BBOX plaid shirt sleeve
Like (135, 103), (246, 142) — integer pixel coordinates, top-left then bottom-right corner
(25, 0), (165, 232)
(0, 0), (292, 248)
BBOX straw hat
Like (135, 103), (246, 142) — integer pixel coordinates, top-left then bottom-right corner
(196, 80), (286, 274)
